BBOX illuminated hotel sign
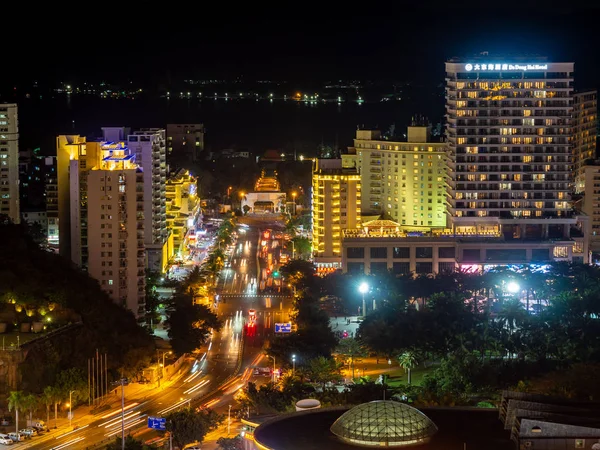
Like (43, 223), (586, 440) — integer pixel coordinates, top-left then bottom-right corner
(464, 63), (548, 72)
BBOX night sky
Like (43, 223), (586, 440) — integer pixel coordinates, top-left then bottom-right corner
(5, 3), (600, 88)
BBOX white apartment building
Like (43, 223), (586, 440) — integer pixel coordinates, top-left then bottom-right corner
(102, 128), (170, 273)
(56, 136), (145, 316)
(312, 159), (361, 273)
(0, 104), (20, 223)
(343, 124), (447, 230)
(572, 91), (597, 193)
(87, 143), (146, 315)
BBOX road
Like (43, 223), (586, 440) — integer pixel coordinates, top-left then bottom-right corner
(21, 222), (291, 450)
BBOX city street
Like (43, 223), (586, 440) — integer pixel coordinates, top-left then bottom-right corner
(17, 222), (290, 450)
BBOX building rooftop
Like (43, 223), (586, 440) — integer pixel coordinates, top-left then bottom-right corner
(330, 401), (438, 447)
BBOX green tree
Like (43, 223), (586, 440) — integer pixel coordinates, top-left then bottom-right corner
(165, 408), (223, 449)
(397, 351), (419, 385)
(55, 368), (89, 404)
(21, 393), (39, 424)
(166, 294), (222, 356)
(217, 436), (244, 450)
(308, 356), (341, 390)
(336, 338), (366, 379)
(7, 391), (26, 434)
(288, 237), (311, 260)
(42, 386), (54, 427)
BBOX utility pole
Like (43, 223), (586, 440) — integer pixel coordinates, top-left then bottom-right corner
(228, 404), (232, 435)
(111, 377), (129, 450)
(121, 378), (125, 450)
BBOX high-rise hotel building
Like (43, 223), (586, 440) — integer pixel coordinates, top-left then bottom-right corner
(0, 104), (20, 223)
(56, 136), (145, 316)
(344, 123), (447, 230)
(445, 58), (576, 237)
(312, 159), (361, 272)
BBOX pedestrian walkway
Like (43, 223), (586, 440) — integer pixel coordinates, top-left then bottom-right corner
(329, 315), (361, 337)
(22, 362), (191, 443)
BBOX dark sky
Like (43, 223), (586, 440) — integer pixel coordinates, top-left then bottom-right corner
(5, 3), (600, 88)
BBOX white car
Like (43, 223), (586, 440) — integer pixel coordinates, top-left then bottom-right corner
(7, 434), (22, 442)
(0, 437), (13, 445)
(19, 429), (37, 437)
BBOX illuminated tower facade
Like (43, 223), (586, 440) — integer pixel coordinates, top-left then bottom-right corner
(312, 159), (361, 273)
(445, 58), (575, 239)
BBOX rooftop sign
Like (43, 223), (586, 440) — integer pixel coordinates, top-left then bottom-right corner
(464, 63), (548, 72)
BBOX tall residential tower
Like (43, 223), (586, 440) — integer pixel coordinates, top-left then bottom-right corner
(102, 128), (171, 272)
(56, 136), (145, 315)
(0, 104), (20, 223)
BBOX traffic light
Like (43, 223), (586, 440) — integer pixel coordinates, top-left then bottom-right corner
(273, 271), (279, 278)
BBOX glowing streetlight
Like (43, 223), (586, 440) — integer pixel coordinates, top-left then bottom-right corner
(359, 282), (369, 317)
(292, 354), (296, 376)
(506, 281), (520, 294)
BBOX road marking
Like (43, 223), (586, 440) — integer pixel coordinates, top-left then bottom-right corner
(51, 437), (85, 450)
(55, 425), (89, 440)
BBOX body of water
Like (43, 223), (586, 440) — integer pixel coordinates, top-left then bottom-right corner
(16, 94), (444, 155)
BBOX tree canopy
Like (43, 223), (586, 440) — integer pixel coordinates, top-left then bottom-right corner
(0, 224), (155, 393)
(165, 408), (223, 448)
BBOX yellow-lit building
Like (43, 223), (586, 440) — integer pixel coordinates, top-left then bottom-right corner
(573, 90), (597, 193)
(56, 136), (146, 316)
(166, 168), (200, 254)
(312, 159), (361, 272)
(343, 123), (447, 231)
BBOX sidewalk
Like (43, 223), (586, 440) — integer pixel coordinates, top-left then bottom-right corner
(27, 362), (191, 438)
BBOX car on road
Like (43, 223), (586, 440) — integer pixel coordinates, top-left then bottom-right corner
(248, 309), (256, 322)
(7, 433), (22, 442)
(0, 436), (13, 445)
(19, 429), (37, 437)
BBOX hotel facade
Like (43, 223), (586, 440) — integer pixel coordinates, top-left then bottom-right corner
(340, 57), (590, 275)
(343, 124), (447, 230)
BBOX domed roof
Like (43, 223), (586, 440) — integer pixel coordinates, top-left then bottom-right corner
(330, 401), (437, 447)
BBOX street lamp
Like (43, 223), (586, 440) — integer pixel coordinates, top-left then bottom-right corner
(291, 192), (297, 215)
(292, 354), (296, 377)
(157, 350), (172, 387)
(359, 282), (369, 317)
(506, 281), (520, 294)
(180, 397), (191, 408)
(267, 355), (276, 383)
(68, 390), (77, 428)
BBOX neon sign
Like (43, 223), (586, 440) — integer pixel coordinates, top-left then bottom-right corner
(464, 63), (548, 72)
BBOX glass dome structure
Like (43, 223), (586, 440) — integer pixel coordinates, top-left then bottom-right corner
(330, 400), (438, 447)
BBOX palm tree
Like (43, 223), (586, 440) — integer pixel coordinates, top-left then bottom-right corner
(397, 351), (419, 385)
(7, 391), (26, 434)
(42, 386), (56, 428)
(22, 393), (38, 425)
